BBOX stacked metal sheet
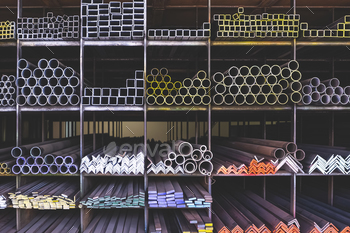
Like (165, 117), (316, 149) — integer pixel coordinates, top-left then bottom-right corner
(214, 7), (300, 40)
(80, 141), (144, 175)
(301, 144), (350, 174)
(0, 21), (15, 40)
(18, 210), (80, 233)
(82, 0), (145, 40)
(0, 209), (16, 233)
(10, 137), (86, 175)
(213, 190), (300, 233)
(148, 178), (212, 208)
(301, 77), (350, 105)
(16, 58), (80, 106)
(301, 15), (350, 38)
(0, 75), (16, 107)
(148, 22), (210, 40)
(149, 210), (213, 233)
(82, 70), (144, 106)
(0, 181), (15, 209)
(84, 209), (144, 233)
(212, 60), (302, 105)
(17, 12), (79, 40)
(80, 178), (144, 208)
(146, 68), (211, 106)
(267, 191), (350, 233)
(212, 137), (305, 174)
(9, 178), (79, 210)
(0, 146), (15, 174)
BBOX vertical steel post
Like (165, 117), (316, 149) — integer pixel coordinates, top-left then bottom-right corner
(207, 0), (212, 220)
(328, 176), (334, 206)
(195, 113), (198, 144)
(329, 112), (334, 146)
(41, 112), (45, 142)
(263, 177), (266, 200)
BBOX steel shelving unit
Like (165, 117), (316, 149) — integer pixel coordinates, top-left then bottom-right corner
(0, 0), (349, 232)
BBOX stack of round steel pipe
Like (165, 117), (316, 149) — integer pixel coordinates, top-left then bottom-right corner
(10, 137), (90, 175)
(301, 76), (350, 105)
(0, 74), (16, 107)
(146, 68), (211, 105)
(212, 60), (302, 105)
(16, 58), (80, 106)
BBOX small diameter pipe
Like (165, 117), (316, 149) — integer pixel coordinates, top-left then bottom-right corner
(320, 94), (331, 105)
(33, 68), (43, 78)
(290, 92), (302, 103)
(291, 70), (302, 81)
(272, 84), (283, 94)
(278, 79), (289, 90)
(197, 88), (206, 96)
(191, 149), (203, 161)
(59, 165), (69, 174)
(301, 77), (320, 87)
(261, 84), (272, 94)
(156, 95), (165, 105)
(16, 95), (27, 106)
(64, 156), (74, 165)
(183, 78), (193, 88)
(151, 68), (159, 76)
(295, 149), (305, 161)
(39, 77), (48, 86)
(188, 87), (197, 95)
(16, 77), (26, 87)
(44, 154), (55, 165)
(235, 76), (245, 86)
(69, 94), (80, 106)
(68, 164), (78, 174)
(223, 66), (239, 77)
(34, 156), (44, 166)
(50, 164), (59, 174)
(27, 77), (37, 87)
(256, 75), (265, 85)
(290, 81), (302, 92)
(196, 70), (207, 79)
(317, 83), (326, 93)
(213, 94), (224, 105)
(175, 154), (185, 165)
(146, 95), (156, 105)
(325, 87), (334, 96)
(184, 159), (197, 174)
(334, 86), (343, 95)
(245, 76), (255, 86)
(239, 85), (250, 95)
(256, 93), (267, 105)
(55, 156), (64, 166)
(38, 58), (49, 69)
(344, 86), (350, 95)
(267, 94), (277, 105)
(270, 65), (281, 76)
(18, 59), (36, 70)
(33, 86), (42, 96)
(340, 94), (349, 105)
(26, 95), (37, 106)
(202, 95), (211, 105)
(302, 85), (312, 95)
(331, 94), (340, 105)
(59, 95), (69, 106)
(165, 96), (174, 105)
(260, 64), (271, 76)
(267, 75), (277, 85)
(174, 95), (184, 105)
(239, 66), (250, 77)
(44, 68), (54, 79)
(63, 67), (77, 78)
(245, 93), (255, 105)
(69, 76), (80, 87)
(215, 84), (226, 94)
(223, 76), (234, 86)
(16, 157), (26, 166)
(288, 60), (299, 71)
(249, 65), (261, 76)
(224, 94), (235, 105)
(49, 58), (66, 69)
(199, 160), (213, 176)
(203, 150), (213, 160)
(168, 152), (176, 161)
(235, 94), (245, 105)
(160, 67), (168, 76)
(40, 165), (50, 174)
(64, 86), (74, 95)
(201, 79), (211, 88)
(30, 165), (40, 175)
(21, 165), (31, 175)
(278, 93), (289, 105)
(311, 91), (321, 102)
(11, 165), (21, 174)
(183, 95), (192, 105)
(302, 94), (312, 105)
(281, 67), (291, 79)
(164, 159), (172, 167)
(192, 95), (201, 105)
(322, 78), (340, 88)
(229, 85), (239, 95)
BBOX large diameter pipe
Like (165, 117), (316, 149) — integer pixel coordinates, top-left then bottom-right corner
(18, 59), (36, 70)
(175, 154), (185, 165)
(322, 78), (340, 88)
(301, 77), (320, 87)
(184, 159), (197, 174)
(175, 140), (193, 157)
(235, 137), (297, 153)
(198, 160), (213, 176)
(302, 94), (312, 105)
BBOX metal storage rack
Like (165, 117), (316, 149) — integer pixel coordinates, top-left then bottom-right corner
(0, 0), (349, 232)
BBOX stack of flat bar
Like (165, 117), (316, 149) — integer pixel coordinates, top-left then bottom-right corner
(80, 178), (144, 208)
(0, 209), (16, 233)
(83, 209), (144, 233)
(9, 178), (79, 210)
(18, 210), (79, 233)
(0, 181), (16, 209)
(149, 210), (213, 233)
(148, 178), (211, 208)
(213, 190), (300, 233)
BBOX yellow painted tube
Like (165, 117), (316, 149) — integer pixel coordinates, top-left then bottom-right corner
(146, 74), (154, 83)
(174, 81), (182, 89)
(165, 95), (174, 105)
(195, 70), (207, 79)
(192, 95), (202, 105)
(146, 87), (154, 96)
(155, 95), (165, 105)
(291, 70), (302, 81)
(155, 75), (163, 82)
(163, 75), (171, 83)
(146, 95), (156, 105)
(174, 95), (184, 105)
(183, 95), (193, 105)
(154, 88), (162, 96)
(256, 93), (267, 105)
(290, 92), (302, 103)
(245, 93), (256, 105)
(266, 93), (278, 105)
(278, 93), (289, 105)
(160, 67), (168, 76)
(150, 81), (158, 89)
(151, 68), (159, 76)
(158, 81), (166, 90)
(166, 82), (174, 90)
(162, 89), (170, 96)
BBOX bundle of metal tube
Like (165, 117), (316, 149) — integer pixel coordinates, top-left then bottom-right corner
(267, 191), (350, 233)
(18, 210), (80, 233)
(0, 209), (16, 233)
(82, 0), (145, 40)
(299, 144), (350, 174)
(0, 181), (15, 209)
(82, 70), (144, 106)
(146, 68), (211, 106)
(213, 190), (300, 233)
(0, 74), (16, 107)
(0, 21), (15, 40)
(212, 60), (302, 105)
(301, 77), (350, 105)
(83, 209), (144, 233)
(148, 22), (210, 40)
(149, 210), (213, 233)
(213, 7), (300, 40)
(212, 137), (305, 174)
(17, 12), (79, 40)
(11, 136), (87, 175)
(0, 146), (16, 174)
(80, 178), (145, 208)
(301, 15), (350, 38)
(80, 139), (144, 175)
(16, 58), (80, 106)
(9, 178), (79, 210)
(148, 178), (212, 208)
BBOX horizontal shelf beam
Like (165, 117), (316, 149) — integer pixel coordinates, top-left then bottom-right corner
(212, 106), (292, 111)
(147, 106), (207, 111)
(20, 106), (80, 112)
(83, 106), (144, 112)
(20, 41), (80, 47)
(147, 41), (207, 46)
(83, 40), (144, 47)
